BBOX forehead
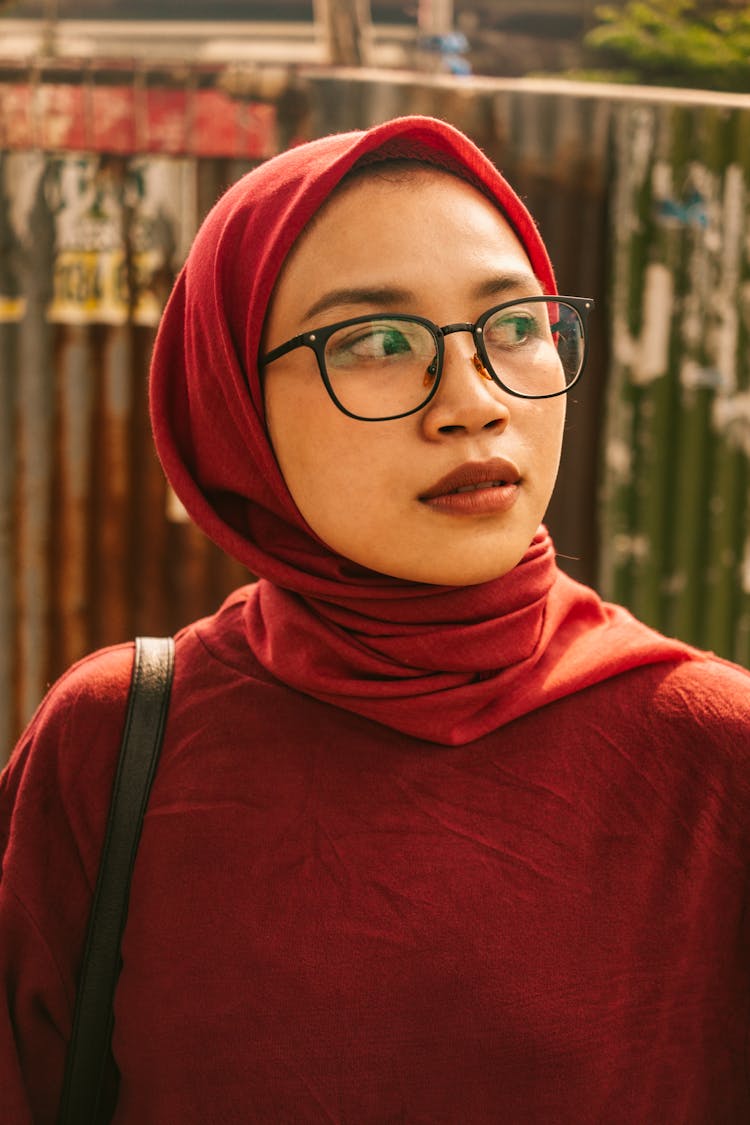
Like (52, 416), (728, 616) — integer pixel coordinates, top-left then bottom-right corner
(275, 168), (533, 302)
(310, 163), (519, 242)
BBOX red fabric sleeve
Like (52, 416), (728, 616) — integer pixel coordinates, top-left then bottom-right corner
(1, 883), (67, 1124)
(0, 647), (133, 1124)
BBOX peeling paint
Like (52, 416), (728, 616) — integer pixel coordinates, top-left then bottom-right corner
(680, 361), (726, 392)
(612, 533), (650, 563)
(605, 437), (633, 481)
(742, 538), (750, 595)
(678, 161), (743, 399)
(662, 571), (687, 596)
(714, 163), (745, 395)
(5, 150), (45, 243)
(613, 262), (674, 384)
(42, 155), (189, 327)
(612, 105), (655, 242)
(712, 393), (750, 459)
(655, 191), (707, 229)
(629, 108), (658, 198)
(651, 159), (673, 210)
(602, 101), (749, 667)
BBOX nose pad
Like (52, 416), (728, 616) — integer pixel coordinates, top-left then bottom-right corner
(423, 356), (438, 387)
(472, 353), (493, 381)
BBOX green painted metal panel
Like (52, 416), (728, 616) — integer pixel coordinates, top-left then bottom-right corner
(600, 99), (750, 665)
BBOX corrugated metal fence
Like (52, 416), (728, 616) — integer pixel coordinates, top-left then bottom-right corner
(600, 96), (750, 669)
(2, 68), (749, 758)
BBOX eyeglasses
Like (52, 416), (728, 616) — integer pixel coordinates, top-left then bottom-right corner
(261, 295), (594, 422)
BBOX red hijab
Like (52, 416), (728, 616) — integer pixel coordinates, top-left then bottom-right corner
(150, 115), (698, 745)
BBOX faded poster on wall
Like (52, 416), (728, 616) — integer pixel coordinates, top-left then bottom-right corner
(0, 151), (197, 326)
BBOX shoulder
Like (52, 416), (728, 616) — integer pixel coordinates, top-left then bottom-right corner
(551, 655), (750, 860)
(648, 654), (750, 732)
(553, 652), (750, 778)
(1, 644), (136, 870)
(0, 644), (141, 959)
(589, 652), (750, 751)
(41, 641), (135, 719)
(4, 642), (135, 779)
(600, 655), (750, 807)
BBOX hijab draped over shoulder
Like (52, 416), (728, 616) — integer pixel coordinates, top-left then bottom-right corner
(150, 115), (698, 745)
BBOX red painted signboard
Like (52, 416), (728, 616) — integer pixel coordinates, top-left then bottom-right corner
(0, 81), (276, 156)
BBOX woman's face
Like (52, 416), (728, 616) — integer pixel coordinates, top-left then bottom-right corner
(262, 169), (566, 586)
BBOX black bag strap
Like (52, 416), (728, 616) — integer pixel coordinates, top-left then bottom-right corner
(58, 636), (175, 1125)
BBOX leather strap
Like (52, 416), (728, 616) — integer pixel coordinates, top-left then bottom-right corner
(58, 636), (175, 1125)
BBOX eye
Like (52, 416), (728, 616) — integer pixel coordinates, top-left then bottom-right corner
(326, 319), (434, 370)
(358, 326), (413, 357)
(484, 310), (542, 349)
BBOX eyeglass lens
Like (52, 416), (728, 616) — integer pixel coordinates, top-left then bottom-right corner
(323, 300), (584, 420)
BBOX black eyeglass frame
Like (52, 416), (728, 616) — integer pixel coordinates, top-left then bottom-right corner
(261, 294), (595, 423)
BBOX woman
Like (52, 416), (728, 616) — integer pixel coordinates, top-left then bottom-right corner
(2, 115), (749, 1123)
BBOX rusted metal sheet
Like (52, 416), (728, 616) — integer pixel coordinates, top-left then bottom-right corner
(0, 315), (17, 759)
(0, 146), (255, 755)
(0, 153), (21, 756)
(14, 156), (57, 744)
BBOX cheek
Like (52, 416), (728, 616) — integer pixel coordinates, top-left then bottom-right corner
(265, 370), (366, 526)
(511, 399), (566, 521)
(531, 398), (566, 475)
(265, 369), (316, 497)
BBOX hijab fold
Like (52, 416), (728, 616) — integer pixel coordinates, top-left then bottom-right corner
(150, 116), (699, 747)
(242, 528), (694, 745)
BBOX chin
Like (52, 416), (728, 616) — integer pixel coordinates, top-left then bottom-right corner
(376, 549), (528, 588)
(434, 562), (522, 587)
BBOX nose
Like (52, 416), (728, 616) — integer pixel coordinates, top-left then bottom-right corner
(420, 332), (511, 438)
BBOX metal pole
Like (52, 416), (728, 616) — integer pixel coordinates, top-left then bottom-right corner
(41, 0), (59, 58)
(313, 0), (372, 67)
(417, 0), (454, 35)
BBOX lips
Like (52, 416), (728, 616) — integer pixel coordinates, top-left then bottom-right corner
(419, 458), (521, 502)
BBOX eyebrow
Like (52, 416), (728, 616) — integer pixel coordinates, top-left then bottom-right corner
(474, 271), (544, 301)
(301, 271), (543, 324)
(302, 286), (413, 323)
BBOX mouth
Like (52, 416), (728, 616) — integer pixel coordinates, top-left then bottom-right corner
(418, 458), (522, 516)
(419, 458), (522, 502)
(452, 480), (512, 494)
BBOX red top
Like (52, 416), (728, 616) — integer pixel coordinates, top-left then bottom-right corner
(2, 588), (750, 1123)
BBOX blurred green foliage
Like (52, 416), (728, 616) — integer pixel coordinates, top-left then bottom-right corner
(581, 1), (750, 91)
